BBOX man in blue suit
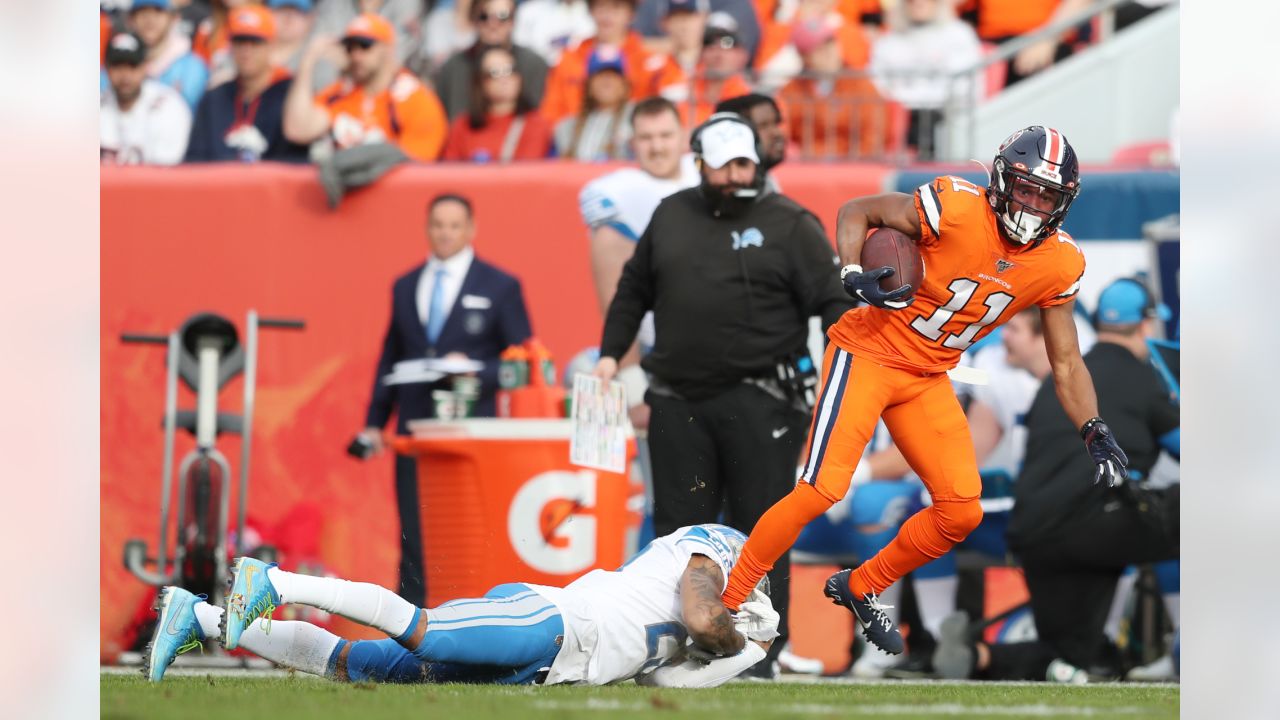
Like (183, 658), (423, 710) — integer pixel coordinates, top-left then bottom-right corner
(356, 193), (533, 606)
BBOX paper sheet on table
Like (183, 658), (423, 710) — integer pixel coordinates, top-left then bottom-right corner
(383, 357), (485, 386)
(569, 373), (629, 473)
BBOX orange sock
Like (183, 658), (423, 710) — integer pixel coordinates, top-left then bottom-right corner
(849, 499), (983, 598)
(723, 483), (833, 608)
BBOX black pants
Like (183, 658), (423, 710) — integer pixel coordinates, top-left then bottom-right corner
(646, 383), (811, 655)
(394, 453), (427, 608)
(985, 485), (1179, 680)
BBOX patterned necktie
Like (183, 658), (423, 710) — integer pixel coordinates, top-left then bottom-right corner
(424, 266), (448, 345)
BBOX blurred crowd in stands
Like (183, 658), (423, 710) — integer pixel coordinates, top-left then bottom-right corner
(100, 0), (1173, 166)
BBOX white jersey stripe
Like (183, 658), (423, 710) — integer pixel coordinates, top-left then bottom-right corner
(917, 182), (942, 237)
(427, 599), (558, 627)
(802, 348), (851, 483)
(429, 594), (555, 625)
(1046, 128), (1064, 166)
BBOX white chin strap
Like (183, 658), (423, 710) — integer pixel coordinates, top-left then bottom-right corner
(1002, 209), (1043, 244)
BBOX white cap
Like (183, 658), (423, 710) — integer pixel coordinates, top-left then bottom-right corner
(697, 118), (759, 169)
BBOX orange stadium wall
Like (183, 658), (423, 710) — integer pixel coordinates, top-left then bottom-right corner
(100, 162), (891, 658)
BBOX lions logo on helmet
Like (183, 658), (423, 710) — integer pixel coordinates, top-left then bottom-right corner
(987, 125), (1081, 246)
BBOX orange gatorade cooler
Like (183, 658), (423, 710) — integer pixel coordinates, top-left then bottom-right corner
(392, 419), (639, 607)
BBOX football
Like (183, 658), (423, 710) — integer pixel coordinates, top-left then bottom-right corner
(860, 228), (924, 297)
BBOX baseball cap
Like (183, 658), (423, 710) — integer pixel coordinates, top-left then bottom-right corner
(697, 117), (759, 169)
(586, 46), (626, 76)
(703, 12), (741, 48)
(1094, 278), (1172, 326)
(664, 0), (710, 15)
(342, 13), (395, 45)
(268, 0), (314, 11)
(791, 18), (837, 55)
(105, 31), (148, 66)
(228, 6), (277, 41)
(129, 0), (173, 11)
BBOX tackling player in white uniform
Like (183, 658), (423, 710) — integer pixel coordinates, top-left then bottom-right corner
(144, 524), (777, 688)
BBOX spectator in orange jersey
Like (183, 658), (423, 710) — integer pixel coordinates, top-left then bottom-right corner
(283, 13), (448, 161)
(957, 0), (1093, 86)
(441, 46), (554, 162)
(777, 18), (896, 159)
(540, 0), (686, 124)
(754, 0), (872, 93)
(672, 18), (752, 126)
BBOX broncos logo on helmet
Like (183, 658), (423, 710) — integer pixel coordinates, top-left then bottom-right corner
(987, 125), (1081, 246)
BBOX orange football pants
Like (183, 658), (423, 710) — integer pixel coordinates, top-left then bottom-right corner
(723, 344), (984, 608)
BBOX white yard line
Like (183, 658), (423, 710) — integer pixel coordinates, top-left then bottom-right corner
(532, 699), (1159, 716)
(100, 665), (1177, 691)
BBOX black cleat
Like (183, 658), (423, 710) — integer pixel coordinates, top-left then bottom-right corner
(824, 569), (903, 655)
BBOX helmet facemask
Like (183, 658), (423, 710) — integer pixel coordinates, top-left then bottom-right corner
(990, 159), (1078, 245)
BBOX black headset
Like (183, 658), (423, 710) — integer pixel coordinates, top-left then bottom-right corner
(689, 112), (767, 198)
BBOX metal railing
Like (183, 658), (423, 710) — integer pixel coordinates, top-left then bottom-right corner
(673, 0), (1171, 163)
(939, 0), (1168, 160)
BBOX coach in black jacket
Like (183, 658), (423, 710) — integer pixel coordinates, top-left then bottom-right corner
(357, 193), (532, 606)
(594, 113), (852, 673)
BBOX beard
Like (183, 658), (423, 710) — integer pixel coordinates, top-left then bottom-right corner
(699, 179), (759, 218)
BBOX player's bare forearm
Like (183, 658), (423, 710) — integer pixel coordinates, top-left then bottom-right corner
(1041, 301), (1099, 429)
(1052, 358), (1100, 430)
(589, 225), (634, 314)
(836, 193), (922, 266)
(680, 556), (745, 656)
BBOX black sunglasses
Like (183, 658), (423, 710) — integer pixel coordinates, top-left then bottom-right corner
(477, 9), (513, 23)
(342, 37), (376, 52)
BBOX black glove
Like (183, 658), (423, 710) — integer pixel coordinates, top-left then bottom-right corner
(841, 264), (914, 310)
(1080, 417), (1129, 487)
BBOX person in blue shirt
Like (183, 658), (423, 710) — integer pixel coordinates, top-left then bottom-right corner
(185, 5), (310, 163)
(122, 0), (210, 112)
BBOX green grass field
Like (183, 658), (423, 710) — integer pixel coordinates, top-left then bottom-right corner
(101, 673), (1178, 720)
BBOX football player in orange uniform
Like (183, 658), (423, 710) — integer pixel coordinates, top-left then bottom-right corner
(722, 126), (1129, 654)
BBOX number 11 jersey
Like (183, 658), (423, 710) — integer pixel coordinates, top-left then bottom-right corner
(828, 175), (1086, 374)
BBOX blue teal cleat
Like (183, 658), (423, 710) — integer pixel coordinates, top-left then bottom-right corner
(221, 556), (280, 651)
(142, 587), (206, 682)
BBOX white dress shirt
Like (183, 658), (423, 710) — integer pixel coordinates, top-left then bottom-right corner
(416, 246), (475, 338)
(100, 79), (193, 166)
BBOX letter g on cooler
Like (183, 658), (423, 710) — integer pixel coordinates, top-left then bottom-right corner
(508, 470), (598, 574)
